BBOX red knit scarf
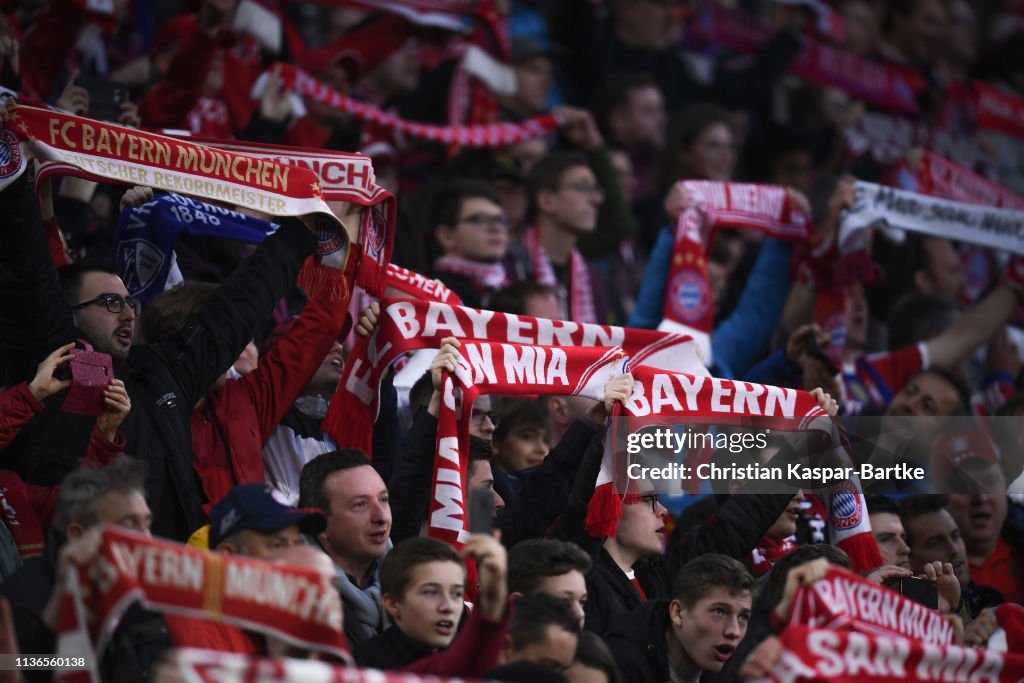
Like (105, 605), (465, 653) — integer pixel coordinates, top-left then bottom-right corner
(976, 80), (1024, 141)
(55, 527), (350, 680)
(430, 342), (627, 546)
(1, 106), (337, 223)
(789, 567), (955, 644)
(387, 263), (462, 304)
(585, 365), (884, 571)
(759, 566), (1024, 682)
(523, 226), (597, 324)
(770, 625), (1023, 682)
(898, 149), (1024, 210)
(269, 63), (563, 148)
(749, 534), (798, 577)
(160, 136), (397, 297)
(325, 298), (705, 454)
(584, 365), (818, 538)
(660, 181), (810, 363)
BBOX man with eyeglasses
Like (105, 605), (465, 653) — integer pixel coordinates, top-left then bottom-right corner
(432, 179), (516, 309)
(0, 179), (319, 542)
(523, 151), (608, 324)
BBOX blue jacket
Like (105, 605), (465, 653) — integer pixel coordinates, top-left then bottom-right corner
(627, 226), (792, 378)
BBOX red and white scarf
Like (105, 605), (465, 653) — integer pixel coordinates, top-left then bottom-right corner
(1, 106), (336, 223)
(386, 263), (462, 304)
(164, 647), (482, 683)
(431, 342), (627, 546)
(690, 2), (924, 115)
(763, 626), (1024, 682)
(660, 181), (811, 363)
(584, 365), (819, 538)
(55, 526), (350, 681)
(749, 535), (799, 577)
(788, 566), (955, 644)
(523, 226), (598, 324)
(325, 298), (705, 453)
(587, 367), (883, 571)
(893, 149), (1024, 211)
(433, 255), (509, 290)
(167, 136), (397, 297)
(268, 63), (563, 148)
(975, 80), (1024, 141)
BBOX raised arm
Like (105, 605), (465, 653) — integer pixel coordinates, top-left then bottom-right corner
(924, 282), (1018, 369)
(148, 216), (316, 408)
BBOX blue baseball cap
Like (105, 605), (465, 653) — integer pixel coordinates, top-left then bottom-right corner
(209, 483), (326, 548)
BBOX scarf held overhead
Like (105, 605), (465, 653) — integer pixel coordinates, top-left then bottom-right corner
(839, 181), (1024, 256)
(55, 526), (350, 673)
(170, 136), (396, 297)
(589, 367), (883, 570)
(115, 193), (279, 305)
(269, 63), (563, 148)
(788, 566), (955, 644)
(326, 297), (706, 454)
(660, 181), (810, 364)
(431, 342), (628, 546)
(0, 106), (339, 225)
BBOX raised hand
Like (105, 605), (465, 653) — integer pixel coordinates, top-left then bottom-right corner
(27, 343), (75, 401)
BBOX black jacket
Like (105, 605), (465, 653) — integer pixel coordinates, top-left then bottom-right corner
(0, 175), (316, 539)
(604, 599), (672, 683)
(353, 624), (434, 670)
(577, 491), (795, 636)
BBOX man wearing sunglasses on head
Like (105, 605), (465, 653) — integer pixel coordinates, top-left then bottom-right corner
(0, 176), (321, 543)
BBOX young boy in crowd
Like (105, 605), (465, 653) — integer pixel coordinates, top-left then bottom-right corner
(353, 534), (509, 677)
(604, 554), (755, 683)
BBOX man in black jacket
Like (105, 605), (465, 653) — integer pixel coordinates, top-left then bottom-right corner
(0, 177), (318, 540)
(605, 554), (754, 683)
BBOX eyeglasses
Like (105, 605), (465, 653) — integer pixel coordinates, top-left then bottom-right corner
(72, 293), (141, 315)
(459, 213), (509, 229)
(639, 493), (660, 514)
(559, 182), (605, 199)
(470, 408), (500, 427)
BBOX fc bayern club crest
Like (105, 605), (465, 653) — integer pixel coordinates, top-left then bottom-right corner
(362, 204), (388, 262)
(668, 268), (711, 324)
(0, 128), (24, 181)
(831, 480), (863, 530)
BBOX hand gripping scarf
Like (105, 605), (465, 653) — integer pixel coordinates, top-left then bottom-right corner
(326, 297), (706, 454)
(586, 367), (884, 572)
(898, 150), (1024, 211)
(114, 193), (280, 305)
(759, 567), (1024, 682)
(660, 181), (811, 364)
(386, 263), (462, 305)
(839, 181), (1024, 257)
(1, 106), (337, 224)
(167, 136), (397, 297)
(430, 342), (628, 546)
(54, 527), (350, 683)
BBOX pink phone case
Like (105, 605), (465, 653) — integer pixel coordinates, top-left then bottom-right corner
(61, 348), (113, 416)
